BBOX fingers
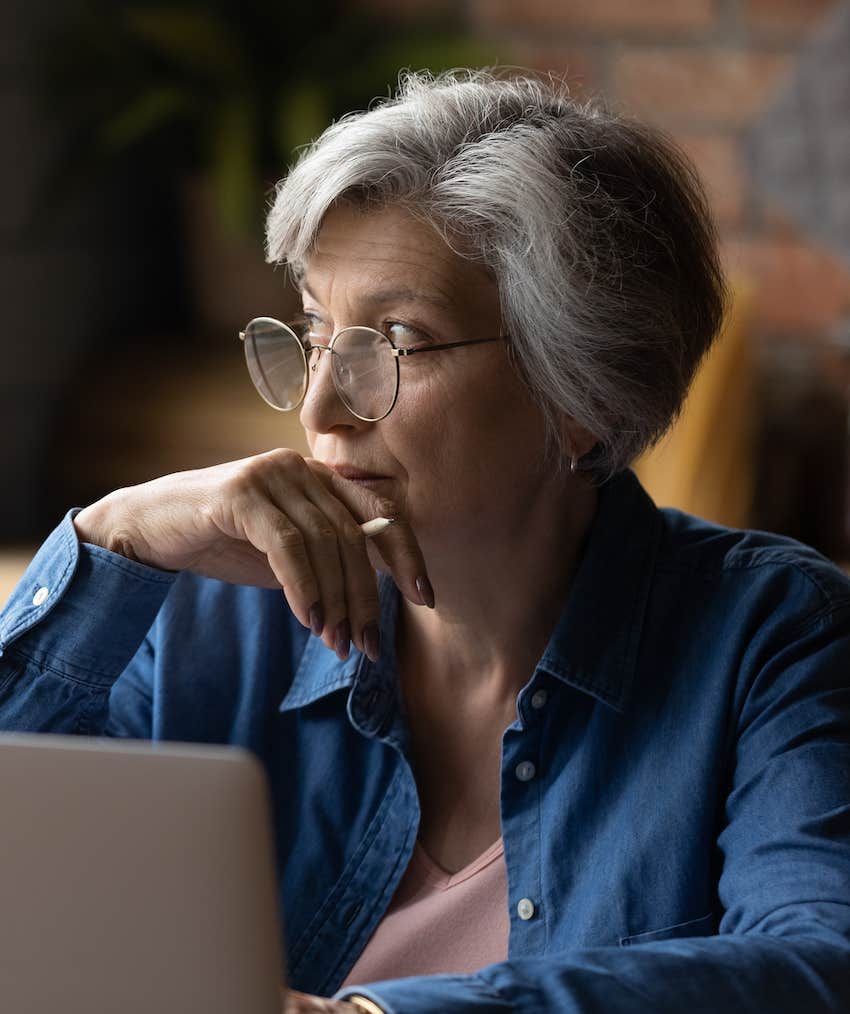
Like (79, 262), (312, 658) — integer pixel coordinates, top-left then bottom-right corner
(235, 450), (433, 664)
(305, 459), (434, 610)
(241, 498), (359, 661)
(239, 499), (321, 631)
(304, 493), (382, 662)
(273, 493), (377, 662)
(251, 451), (382, 661)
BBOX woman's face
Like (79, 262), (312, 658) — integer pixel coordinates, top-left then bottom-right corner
(299, 203), (557, 558)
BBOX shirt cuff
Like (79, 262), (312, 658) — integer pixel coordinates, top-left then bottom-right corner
(334, 973), (512, 1014)
(0, 509), (177, 687)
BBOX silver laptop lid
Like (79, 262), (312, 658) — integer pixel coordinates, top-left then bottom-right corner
(0, 733), (284, 1014)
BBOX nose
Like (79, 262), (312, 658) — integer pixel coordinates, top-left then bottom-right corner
(299, 345), (362, 435)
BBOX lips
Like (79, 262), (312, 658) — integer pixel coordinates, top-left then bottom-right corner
(328, 464), (390, 481)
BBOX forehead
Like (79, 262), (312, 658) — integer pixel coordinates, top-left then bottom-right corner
(301, 204), (496, 309)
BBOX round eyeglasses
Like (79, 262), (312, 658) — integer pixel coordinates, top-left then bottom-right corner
(239, 316), (504, 422)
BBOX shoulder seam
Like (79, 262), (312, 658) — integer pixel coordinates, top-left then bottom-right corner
(781, 597), (850, 643)
(656, 553), (848, 598)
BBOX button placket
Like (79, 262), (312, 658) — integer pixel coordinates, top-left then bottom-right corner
(502, 687), (546, 949)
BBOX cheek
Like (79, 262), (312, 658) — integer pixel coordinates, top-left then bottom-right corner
(383, 399), (445, 492)
(393, 386), (523, 504)
(386, 363), (548, 516)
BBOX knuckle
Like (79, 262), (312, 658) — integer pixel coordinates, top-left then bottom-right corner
(309, 523), (338, 546)
(224, 457), (271, 498)
(339, 523), (367, 550)
(274, 521), (306, 551)
(221, 468), (253, 500)
(263, 447), (304, 472)
(286, 572), (316, 598)
(232, 448), (304, 492)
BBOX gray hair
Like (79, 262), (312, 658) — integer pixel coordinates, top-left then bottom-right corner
(266, 68), (727, 480)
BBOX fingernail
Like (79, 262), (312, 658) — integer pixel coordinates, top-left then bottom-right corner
(363, 622), (381, 663)
(309, 602), (324, 636)
(415, 575), (435, 609)
(334, 618), (351, 660)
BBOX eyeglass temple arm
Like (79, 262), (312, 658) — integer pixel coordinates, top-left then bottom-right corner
(392, 336), (505, 358)
(238, 331), (505, 352)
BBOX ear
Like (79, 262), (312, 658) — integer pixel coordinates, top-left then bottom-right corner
(562, 417), (599, 463)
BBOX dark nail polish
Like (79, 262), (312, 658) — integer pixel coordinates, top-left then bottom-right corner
(363, 622), (381, 663)
(309, 602), (324, 637)
(415, 575), (436, 609)
(334, 618), (351, 660)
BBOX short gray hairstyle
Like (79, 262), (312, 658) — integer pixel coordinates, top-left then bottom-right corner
(266, 68), (727, 480)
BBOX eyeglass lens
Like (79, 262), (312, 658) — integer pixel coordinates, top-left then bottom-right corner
(243, 318), (307, 411)
(331, 327), (398, 420)
(243, 320), (399, 421)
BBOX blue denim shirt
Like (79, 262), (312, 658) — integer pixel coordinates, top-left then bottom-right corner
(1, 469), (849, 1013)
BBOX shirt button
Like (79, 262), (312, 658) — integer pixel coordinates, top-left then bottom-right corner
(530, 690), (548, 710)
(32, 587), (49, 607)
(517, 898), (536, 920)
(515, 761), (536, 782)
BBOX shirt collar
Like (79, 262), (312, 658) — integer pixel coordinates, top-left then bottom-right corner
(537, 468), (662, 711)
(280, 469), (661, 718)
(279, 574), (399, 715)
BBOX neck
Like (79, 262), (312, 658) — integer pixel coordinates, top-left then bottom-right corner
(396, 476), (599, 706)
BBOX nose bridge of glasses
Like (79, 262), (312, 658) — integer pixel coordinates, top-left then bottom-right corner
(299, 343), (339, 424)
(304, 340), (336, 373)
(305, 327), (374, 372)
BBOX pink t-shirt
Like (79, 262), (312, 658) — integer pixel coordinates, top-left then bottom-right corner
(340, 837), (509, 987)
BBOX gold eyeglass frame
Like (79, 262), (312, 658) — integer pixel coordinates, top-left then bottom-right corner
(239, 315), (505, 422)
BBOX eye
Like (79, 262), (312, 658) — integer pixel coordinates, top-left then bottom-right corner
(287, 315), (311, 340)
(384, 320), (429, 346)
(296, 311), (332, 343)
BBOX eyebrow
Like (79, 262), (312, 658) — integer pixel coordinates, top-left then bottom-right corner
(300, 282), (458, 315)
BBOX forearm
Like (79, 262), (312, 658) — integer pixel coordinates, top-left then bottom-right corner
(0, 510), (175, 734)
(338, 934), (850, 1014)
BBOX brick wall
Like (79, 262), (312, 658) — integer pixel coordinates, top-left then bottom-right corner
(469, 0), (850, 346)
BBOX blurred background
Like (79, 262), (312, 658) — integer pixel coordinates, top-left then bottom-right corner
(2, 0), (850, 601)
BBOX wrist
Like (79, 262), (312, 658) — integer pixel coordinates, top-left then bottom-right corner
(73, 492), (142, 563)
(346, 997), (386, 1014)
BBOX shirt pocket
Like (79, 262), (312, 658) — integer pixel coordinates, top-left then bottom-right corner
(619, 911), (716, 947)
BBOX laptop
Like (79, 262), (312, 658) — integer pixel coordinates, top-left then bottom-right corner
(0, 732), (285, 1014)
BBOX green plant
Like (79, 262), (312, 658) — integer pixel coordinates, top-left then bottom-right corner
(44, 0), (494, 237)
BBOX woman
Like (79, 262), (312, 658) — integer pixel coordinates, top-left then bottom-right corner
(1, 70), (849, 1013)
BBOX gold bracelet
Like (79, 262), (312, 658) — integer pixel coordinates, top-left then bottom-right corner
(346, 995), (386, 1014)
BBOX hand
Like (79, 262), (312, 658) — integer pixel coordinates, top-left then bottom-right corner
(284, 989), (361, 1013)
(72, 448), (431, 660)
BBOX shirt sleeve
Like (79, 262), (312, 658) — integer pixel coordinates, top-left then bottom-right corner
(337, 600), (850, 1013)
(0, 509), (176, 736)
